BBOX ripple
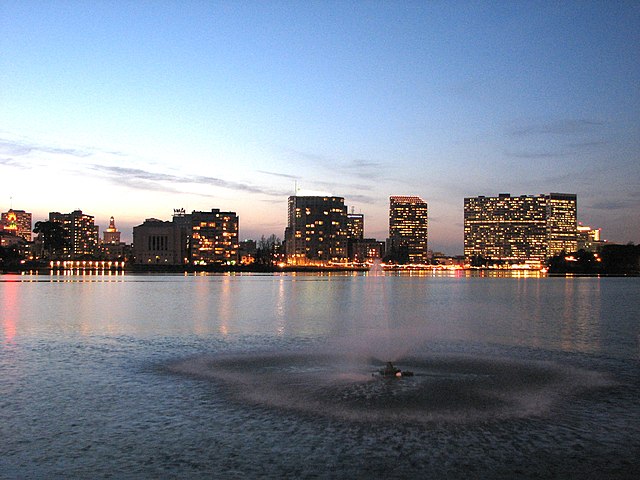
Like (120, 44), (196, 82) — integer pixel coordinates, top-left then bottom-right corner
(169, 352), (613, 424)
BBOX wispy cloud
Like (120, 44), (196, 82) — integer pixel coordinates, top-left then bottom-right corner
(343, 194), (378, 204)
(586, 200), (634, 211)
(505, 150), (567, 159)
(90, 164), (289, 197)
(0, 138), (91, 158)
(280, 146), (384, 181)
(507, 119), (605, 137)
(257, 170), (300, 180)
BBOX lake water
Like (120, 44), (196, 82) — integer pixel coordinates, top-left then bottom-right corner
(1, 272), (639, 479)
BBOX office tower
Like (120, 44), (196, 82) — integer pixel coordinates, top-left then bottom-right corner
(103, 216), (121, 244)
(546, 193), (578, 256)
(388, 195), (429, 264)
(49, 210), (99, 257)
(285, 196), (348, 264)
(346, 213), (364, 240)
(1, 209), (32, 241)
(188, 209), (239, 265)
(463, 193), (577, 264)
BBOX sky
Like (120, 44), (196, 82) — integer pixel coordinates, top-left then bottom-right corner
(1, 1), (638, 254)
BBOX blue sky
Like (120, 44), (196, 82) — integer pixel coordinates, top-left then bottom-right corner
(1, 0), (638, 253)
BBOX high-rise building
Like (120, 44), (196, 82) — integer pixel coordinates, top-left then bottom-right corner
(188, 209), (239, 265)
(103, 216), (121, 244)
(1, 209), (32, 241)
(464, 193), (577, 264)
(546, 193), (578, 256)
(49, 210), (99, 257)
(285, 196), (348, 264)
(346, 213), (364, 240)
(388, 195), (429, 264)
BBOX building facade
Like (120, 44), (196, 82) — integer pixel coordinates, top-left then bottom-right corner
(464, 193), (577, 265)
(188, 209), (239, 265)
(285, 196), (348, 264)
(133, 218), (186, 265)
(388, 195), (429, 264)
(49, 210), (99, 258)
(577, 224), (605, 252)
(132, 209), (239, 266)
(1, 209), (32, 241)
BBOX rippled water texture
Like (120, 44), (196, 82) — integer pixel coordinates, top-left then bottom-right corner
(171, 351), (614, 424)
(1, 273), (639, 479)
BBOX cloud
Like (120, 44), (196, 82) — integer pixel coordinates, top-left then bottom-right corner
(280, 146), (384, 180)
(343, 194), (378, 204)
(586, 200), (634, 211)
(0, 138), (91, 158)
(507, 119), (605, 137)
(89, 164), (289, 197)
(505, 150), (566, 159)
(257, 170), (300, 180)
(0, 157), (24, 167)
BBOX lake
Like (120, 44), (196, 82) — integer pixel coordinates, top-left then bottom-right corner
(1, 272), (639, 479)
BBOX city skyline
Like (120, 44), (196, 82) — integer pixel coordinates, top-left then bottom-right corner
(1, 2), (638, 253)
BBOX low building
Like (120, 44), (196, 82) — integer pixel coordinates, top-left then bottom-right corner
(1, 209), (32, 241)
(133, 218), (186, 265)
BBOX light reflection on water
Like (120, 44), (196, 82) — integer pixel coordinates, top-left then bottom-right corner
(0, 273), (638, 357)
(1, 273), (639, 479)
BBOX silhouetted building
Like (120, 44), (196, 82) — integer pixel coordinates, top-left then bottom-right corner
(350, 238), (385, 262)
(49, 210), (99, 258)
(133, 218), (185, 265)
(464, 193), (577, 264)
(1, 209), (32, 241)
(238, 239), (257, 265)
(388, 195), (429, 264)
(285, 196), (348, 264)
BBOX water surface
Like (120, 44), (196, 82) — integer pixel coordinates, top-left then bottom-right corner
(1, 273), (639, 478)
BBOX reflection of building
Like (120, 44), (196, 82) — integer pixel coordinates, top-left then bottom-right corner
(132, 209), (239, 266)
(464, 193), (577, 264)
(1, 209), (32, 241)
(49, 210), (99, 257)
(285, 196), (348, 264)
(388, 196), (429, 264)
(103, 216), (121, 244)
(577, 224), (605, 252)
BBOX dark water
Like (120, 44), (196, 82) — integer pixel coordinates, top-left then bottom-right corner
(1, 273), (639, 479)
